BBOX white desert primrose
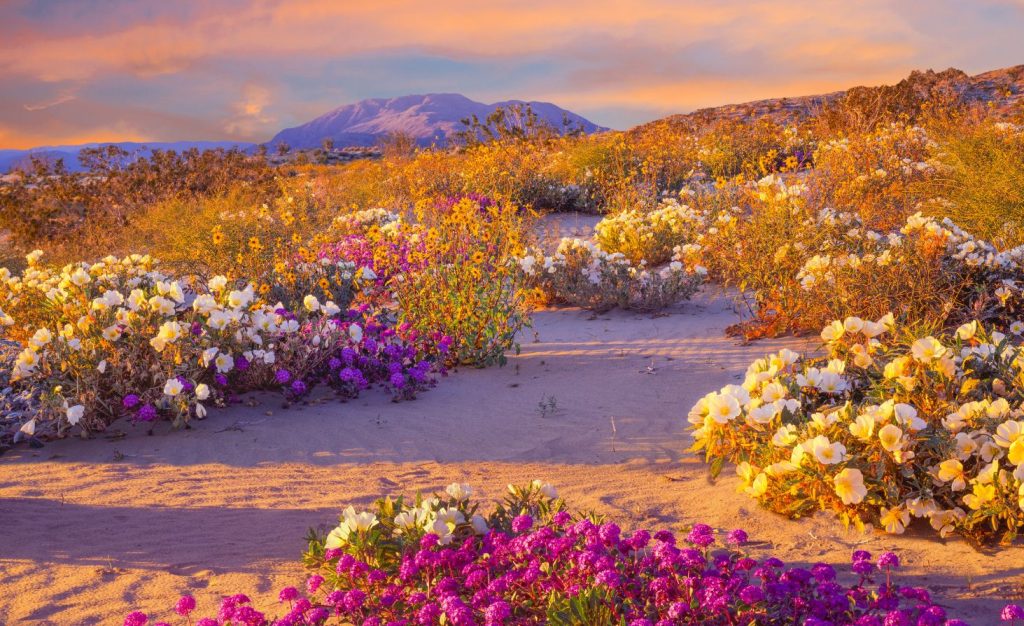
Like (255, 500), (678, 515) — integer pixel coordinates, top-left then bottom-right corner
(691, 313), (1024, 542)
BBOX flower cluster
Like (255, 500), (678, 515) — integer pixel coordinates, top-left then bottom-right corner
(686, 171), (1024, 336)
(520, 237), (705, 312)
(0, 251), (443, 440)
(125, 482), (995, 625)
(593, 196), (708, 265)
(690, 313), (1024, 543)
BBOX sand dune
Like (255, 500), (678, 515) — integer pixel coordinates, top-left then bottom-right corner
(0, 294), (1018, 625)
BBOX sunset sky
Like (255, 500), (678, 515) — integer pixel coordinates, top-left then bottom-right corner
(1, 0), (1022, 149)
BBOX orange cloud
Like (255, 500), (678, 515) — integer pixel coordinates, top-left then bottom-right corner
(1, 0), (1022, 147)
(0, 0), (926, 81)
(0, 123), (150, 149)
(225, 82), (275, 136)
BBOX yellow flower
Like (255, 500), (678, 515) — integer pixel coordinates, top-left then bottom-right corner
(963, 483), (996, 510)
(937, 459), (967, 491)
(910, 336), (946, 363)
(879, 505), (910, 534)
(878, 424), (903, 452)
(745, 472), (768, 497)
(833, 468), (866, 505)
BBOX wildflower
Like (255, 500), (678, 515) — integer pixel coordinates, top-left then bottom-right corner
(911, 336), (946, 363)
(511, 514), (533, 533)
(850, 414), (875, 440)
(445, 483), (473, 501)
(878, 424), (904, 453)
(811, 435), (846, 465)
(175, 596), (196, 616)
(878, 552), (900, 569)
(834, 468), (867, 505)
(163, 378), (184, 397)
(880, 505), (910, 534)
(532, 479), (558, 498)
(214, 352), (234, 373)
(937, 459), (967, 491)
(707, 393), (741, 424)
(727, 529), (748, 545)
(963, 482), (997, 510)
(123, 612), (148, 626)
(66, 404), (85, 426)
(278, 587), (299, 602)
(821, 320), (845, 343)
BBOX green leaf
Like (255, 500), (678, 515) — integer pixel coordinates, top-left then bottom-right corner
(709, 456), (725, 479)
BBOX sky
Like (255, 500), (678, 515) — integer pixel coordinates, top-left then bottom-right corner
(1, 0), (1023, 149)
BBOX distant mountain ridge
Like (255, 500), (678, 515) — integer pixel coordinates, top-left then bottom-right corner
(4, 66), (1023, 173)
(0, 141), (254, 174)
(268, 93), (607, 149)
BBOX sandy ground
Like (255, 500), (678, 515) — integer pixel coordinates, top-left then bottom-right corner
(1, 294), (1020, 625)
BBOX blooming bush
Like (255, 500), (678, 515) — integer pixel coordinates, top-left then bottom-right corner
(125, 481), (993, 625)
(593, 196), (707, 265)
(339, 197), (529, 368)
(520, 238), (705, 312)
(0, 251), (443, 440)
(808, 122), (935, 230)
(687, 171), (1024, 337)
(690, 313), (1024, 543)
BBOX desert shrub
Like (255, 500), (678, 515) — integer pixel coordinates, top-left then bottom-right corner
(0, 147), (277, 260)
(689, 174), (1024, 337)
(127, 482), (985, 625)
(808, 123), (935, 230)
(130, 185), (333, 282)
(520, 238), (704, 312)
(315, 199), (529, 367)
(691, 314), (1024, 544)
(918, 119), (1024, 248)
(394, 197), (529, 367)
(695, 117), (806, 180)
(594, 195), (707, 265)
(685, 174), (828, 335)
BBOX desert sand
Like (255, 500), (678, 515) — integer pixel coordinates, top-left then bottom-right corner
(0, 291), (1019, 625)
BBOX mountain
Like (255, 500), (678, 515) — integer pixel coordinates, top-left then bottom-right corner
(637, 64), (1024, 131)
(268, 93), (606, 149)
(0, 141), (255, 173)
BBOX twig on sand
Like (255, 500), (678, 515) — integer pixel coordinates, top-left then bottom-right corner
(215, 419), (266, 433)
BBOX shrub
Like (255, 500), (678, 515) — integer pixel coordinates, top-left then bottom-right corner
(918, 119), (1024, 248)
(808, 122), (934, 230)
(395, 197), (529, 367)
(520, 238), (704, 312)
(691, 173), (1024, 337)
(594, 196), (706, 265)
(690, 314), (1024, 544)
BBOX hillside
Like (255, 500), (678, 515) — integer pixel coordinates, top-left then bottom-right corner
(640, 64), (1024, 131)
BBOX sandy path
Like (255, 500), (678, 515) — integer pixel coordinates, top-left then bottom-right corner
(0, 293), (1019, 625)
